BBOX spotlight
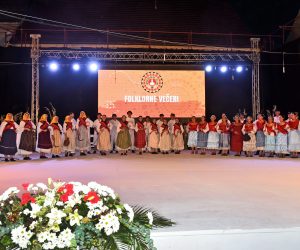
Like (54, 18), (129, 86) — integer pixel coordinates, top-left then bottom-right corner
(220, 66), (228, 73)
(205, 65), (213, 72)
(88, 62), (99, 72)
(236, 66), (243, 73)
(72, 63), (80, 71)
(49, 62), (58, 71)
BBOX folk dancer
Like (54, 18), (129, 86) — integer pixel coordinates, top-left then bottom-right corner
(96, 115), (111, 155)
(173, 118), (185, 154)
(197, 116), (209, 155)
(230, 115), (243, 156)
(135, 116), (147, 155)
(287, 112), (300, 158)
(93, 113), (102, 154)
(207, 115), (219, 155)
(254, 114), (266, 157)
(159, 119), (171, 154)
(50, 116), (63, 158)
(63, 115), (76, 157)
(126, 111), (135, 153)
(167, 113), (176, 152)
(217, 116), (231, 156)
(242, 116), (257, 157)
(37, 114), (52, 159)
(76, 111), (93, 156)
(116, 115), (131, 156)
(109, 114), (120, 153)
(187, 116), (198, 154)
(149, 118), (159, 154)
(275, 115), (289, 158)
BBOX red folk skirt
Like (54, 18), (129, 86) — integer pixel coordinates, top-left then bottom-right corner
(135, 130), (146, 148)
(231, 130), (243, 152)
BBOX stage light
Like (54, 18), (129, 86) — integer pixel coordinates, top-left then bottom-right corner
(220, 66), (228, 73)
(205, 65), (213, 72)
(88, 62), (99, 72)
(72, 63), (80, 71)
(49, 62), (58, 71)
(236, 66), (243, 73)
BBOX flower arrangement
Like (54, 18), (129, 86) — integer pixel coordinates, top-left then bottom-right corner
(0, 179), (174, 249)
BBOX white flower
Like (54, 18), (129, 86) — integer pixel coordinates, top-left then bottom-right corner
(0, 220), (2, 226)
(0, 187), (19, 201)
(65, 193), (82, 208)
(147, 212), (153, 225)
(11, 225), (33, 249)
(69, 209), (83, 226)
(57, 228), (75, 248)
(124, 204), (134, 222)
(96, 211), (120, 236)
(29, 203), (42, 219)
(46, 208), (66, 226)
(36, 182), (48, 191)
(117, 207), (122, 214)
(29, 221), (37, 230)
(44, 191), (56, 207)
(88, 182), (116, 199)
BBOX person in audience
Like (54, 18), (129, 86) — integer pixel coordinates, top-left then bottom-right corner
(197, 116), (208, 155)
(187, 116), (198, 154)
(135, 116), (146, 155)
(230, 115), (243, 156)
(50, 116), (63, 158)
(173, 118), (184, 154)
(93, 113), (102, 154)
(126, 111), (136, 153)
(0, 113), (19, 162)
(37, 114), (52, 159)
(254, 114), (266, 157)
(76, 111), (93, 156)
(96, 114), (111, 155)
(217, 115), (231, 156)
(168, 113), (176, 152)
(109, 114), (120, 153)
(63, 115), (76, 157)
(149, 118), (159, 154)
(116, 115), (131, 156)
(159, 119), (171, 154)
(275, 115), (289, 158)
(18, 112), (36, 160)
(264, 116), (276, 157)
(242, 116), (257, 157)
(207, 115), (219, 155)
(287, 112), (300, 158)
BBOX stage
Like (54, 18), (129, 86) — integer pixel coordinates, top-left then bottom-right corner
(1, 153), (300, 249)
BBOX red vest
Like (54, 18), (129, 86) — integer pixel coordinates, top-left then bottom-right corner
(208, 122), (217, 132)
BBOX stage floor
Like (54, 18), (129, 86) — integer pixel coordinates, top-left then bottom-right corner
(1, 152), (300, 232)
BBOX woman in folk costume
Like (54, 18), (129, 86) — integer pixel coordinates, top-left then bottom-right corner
(187, 116), (198, 154)
(206, 115), (219, 155)
(254, 114), (266, 157)
(109, 114), (120, 154)
(275, 115), (289, 158)
(76, 111), (93, 156)
(63, 115), (76, 157)
(172, 118), (184, 154)
(148, 118), (159, 154)
(242, 116), (257, 157)
(167, 113), (176, 152)
(197, 116), (209, 155)
(217, 115), (231, 156)
(50, 116), (63, 158)
(97, 114), (111, 155)
(126, 111), (136, 153)
(135, 116), (146, 155)
(159, 119), (171, 154)
(0, 113), (19, 162)
(93, 113), (102, 154)
(264, 116), (276, 157)
(143, 116), (151, 152)
(287, 112), (300, 158)
(116, 115), (131, 156)
(230, 115), (243, 156)
(18, 112), (36, 160)
(37, 114), (52, 159)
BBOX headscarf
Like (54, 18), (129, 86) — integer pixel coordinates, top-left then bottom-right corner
(22, 112), (31, 121)
(64, 115), (71, 123)
(79, 111), (86, 119)
(51, 116), (59, 124)
(39, 114), (48, 122)
(5, 113), (14, 122)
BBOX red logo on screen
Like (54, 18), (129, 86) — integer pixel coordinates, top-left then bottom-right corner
(141, 72), (163, 93)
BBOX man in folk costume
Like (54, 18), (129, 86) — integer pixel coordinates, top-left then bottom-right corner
(116, 115), (132, 156)
(230, 115), (243, 156)
(242, 116), (257, 157)
(287, 112), (300, 158)
(97, 114), (111, 155)
(76, 111), (93, 156)
(37, 114), (52, 159)
(109, 114), (120, 154)
(167, 113), (176, 152)
(217, 115), (231, 156)
(197, 116), (209, 155)
(126, 111), (135, 153)
(63, 115), (76, 157)
(264, 116), (276, 157)
(93, 113), (102, 154)
(135, 116), (146, 155)
(50, 116), (63, 158)
(149, 118), (159, 154)
(206, 115), (219, 155)
(156, 114), (164, 133)
(18, 112), (36, 160)
(143, 116), (151, 152)
(0, 113), (19, 162)
(254, 114), (266, 157)
(159, 119), (171, 154)
(275, 115), (289, 158)
(172, 118), (184, 154)
(187, 116), (198, 154)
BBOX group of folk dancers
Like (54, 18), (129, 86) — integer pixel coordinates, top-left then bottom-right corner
(0, 110), (300, 162)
